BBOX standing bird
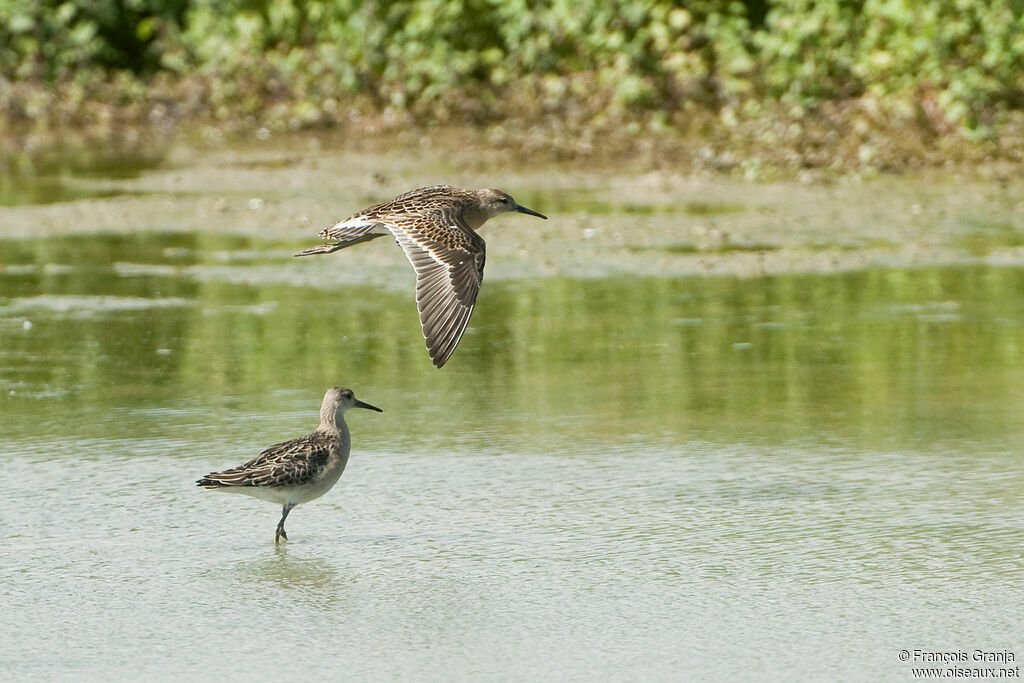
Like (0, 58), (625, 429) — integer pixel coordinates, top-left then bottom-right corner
(196, 387), (382, 545)
(296, 185), (547, 368)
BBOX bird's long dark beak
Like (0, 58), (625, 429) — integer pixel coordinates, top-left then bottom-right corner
(516, 204), (548, 220)
(354, 399), (383, 412)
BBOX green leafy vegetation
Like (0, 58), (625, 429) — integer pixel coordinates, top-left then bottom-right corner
(1, 1), (1023, 171)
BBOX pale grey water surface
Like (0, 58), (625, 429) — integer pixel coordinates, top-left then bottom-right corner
(2, 230), (1023, 681)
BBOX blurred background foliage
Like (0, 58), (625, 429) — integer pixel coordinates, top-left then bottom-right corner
(1, 0), (1023, 168)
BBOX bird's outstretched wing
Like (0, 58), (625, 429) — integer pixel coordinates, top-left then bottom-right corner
(196, 433), (332, 489)
(385, 207), (485, 368)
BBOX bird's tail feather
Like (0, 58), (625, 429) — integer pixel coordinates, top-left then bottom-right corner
(295, 243), (346, 257)
(294, 233), (385, 257)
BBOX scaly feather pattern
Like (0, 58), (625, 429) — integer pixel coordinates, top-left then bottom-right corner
(196, 431), (334, 490)
(195, 387), (382, 545)
(295, 185), (546, 367)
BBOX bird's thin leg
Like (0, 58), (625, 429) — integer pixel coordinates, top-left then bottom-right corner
(275, 503), (296, 545)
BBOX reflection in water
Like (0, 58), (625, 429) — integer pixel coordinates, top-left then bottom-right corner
(0, 146), (166, 207)
(2, 233), (1023, 450)
(233, 549), (347, 596)
(2, 232), (1023, 680)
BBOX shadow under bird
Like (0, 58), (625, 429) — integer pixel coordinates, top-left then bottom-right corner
(196, 387), (382, 545)
(296, 185), (548, 368)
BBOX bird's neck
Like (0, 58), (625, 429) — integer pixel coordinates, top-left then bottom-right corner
(318, 413), (348, 438)
(461, 205), (492, 230)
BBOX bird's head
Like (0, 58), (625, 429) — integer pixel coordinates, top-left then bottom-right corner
(321, 386), (382, 424)
(468, 188), (547, 227)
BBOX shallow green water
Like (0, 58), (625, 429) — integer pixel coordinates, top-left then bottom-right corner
(2, 232), (1023, 680)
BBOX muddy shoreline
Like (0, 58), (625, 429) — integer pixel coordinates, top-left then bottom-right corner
(2, 131), (1023, 280)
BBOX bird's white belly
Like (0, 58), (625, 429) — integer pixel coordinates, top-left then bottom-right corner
(220, 455), (348, 506)
(337, 217), (391, 235)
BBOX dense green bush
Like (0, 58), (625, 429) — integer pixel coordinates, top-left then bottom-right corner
(0, 0), (188, 79)
(756, 0), (1024, 127)
(1, 1), (1022, 166)
(164, 0), (754, 116)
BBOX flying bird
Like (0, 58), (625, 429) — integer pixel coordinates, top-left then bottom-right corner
(296, 185), (547, 368)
